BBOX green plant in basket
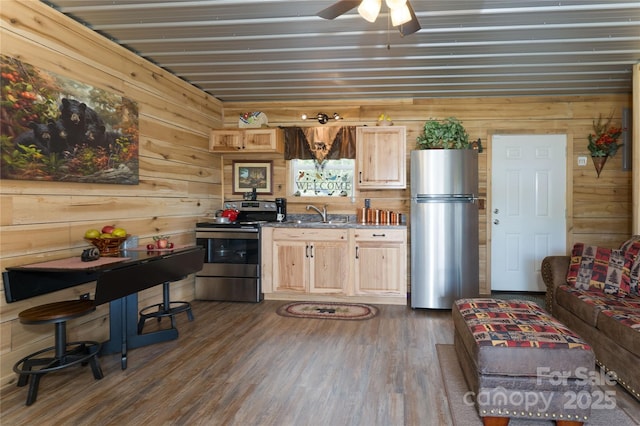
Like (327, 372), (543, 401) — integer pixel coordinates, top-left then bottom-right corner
(416, 117), (470, 149)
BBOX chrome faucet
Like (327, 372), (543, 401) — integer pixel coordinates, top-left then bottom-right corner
(306, 204), (328, 223)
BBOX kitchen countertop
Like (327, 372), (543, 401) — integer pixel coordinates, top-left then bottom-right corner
(261, 214), (406, 229)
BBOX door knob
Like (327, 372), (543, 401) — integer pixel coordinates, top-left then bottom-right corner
(494, 219), (500, 225)
(494, 209), (499, 214)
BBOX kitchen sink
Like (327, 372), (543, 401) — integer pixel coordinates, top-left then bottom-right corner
(291, 219), (350, 227)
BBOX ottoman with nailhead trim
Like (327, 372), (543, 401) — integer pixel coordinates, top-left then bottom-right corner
(453, 298), (596, 426)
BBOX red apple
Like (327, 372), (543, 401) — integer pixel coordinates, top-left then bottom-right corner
(167, 242), (174, 249)
(146, 243), (155, 250)
(102, 225), (116, 234)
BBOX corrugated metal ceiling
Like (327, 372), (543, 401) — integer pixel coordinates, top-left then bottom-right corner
(44, 0), (640, 102)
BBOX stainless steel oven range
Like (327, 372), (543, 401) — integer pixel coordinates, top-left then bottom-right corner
(195, 200), (277, 302)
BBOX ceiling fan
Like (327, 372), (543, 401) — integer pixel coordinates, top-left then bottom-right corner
(318, 0), (421, 36)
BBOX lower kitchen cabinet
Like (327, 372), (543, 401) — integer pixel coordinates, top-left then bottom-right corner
(261, 226), (407, 305)
(268, 228), (349, 295)
(352, 229), (407, 298)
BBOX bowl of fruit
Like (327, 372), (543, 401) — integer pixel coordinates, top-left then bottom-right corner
(84, 225), (128, 256)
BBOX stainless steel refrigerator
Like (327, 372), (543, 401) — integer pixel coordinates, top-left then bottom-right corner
(410, 149), (479, 309)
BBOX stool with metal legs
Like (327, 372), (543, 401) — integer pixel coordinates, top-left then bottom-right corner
(13, 299), (103, 406)
(137, 280), (194, 333)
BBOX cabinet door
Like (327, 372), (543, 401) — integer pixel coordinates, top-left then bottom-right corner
(210, 129), (243, 152)
(353, 229), (407, 296)
(272, 239), (308, 292)
(243, 128), (284, 153)
(309, 239), (349, 294)
(356, 127), (406, 189)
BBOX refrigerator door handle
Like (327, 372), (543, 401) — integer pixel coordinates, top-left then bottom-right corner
(415, 194), (475, 198)
(414, 198), (476, 204)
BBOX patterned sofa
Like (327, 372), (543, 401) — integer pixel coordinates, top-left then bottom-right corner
(541, 236), (640, 401)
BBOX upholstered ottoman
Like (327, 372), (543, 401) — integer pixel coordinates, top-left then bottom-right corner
(453, 298), (596, 426)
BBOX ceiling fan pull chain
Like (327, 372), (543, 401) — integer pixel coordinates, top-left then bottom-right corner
(387, 12), (391, 49)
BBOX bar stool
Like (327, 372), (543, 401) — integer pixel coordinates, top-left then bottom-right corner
(13, 299), (103, 406)
(137, 281), (194, 333)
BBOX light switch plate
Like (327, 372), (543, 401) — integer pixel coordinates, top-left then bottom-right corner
(577, 156), (587, 166)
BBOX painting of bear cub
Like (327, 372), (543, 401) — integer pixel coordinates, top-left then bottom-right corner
(14, 98), (122, 154)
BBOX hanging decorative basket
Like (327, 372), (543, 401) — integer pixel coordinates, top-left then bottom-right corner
(591, 155), (608, 178)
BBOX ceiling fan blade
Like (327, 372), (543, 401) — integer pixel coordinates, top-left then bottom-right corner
(398, 1), (421, 36)
(317, 0), (361, 20)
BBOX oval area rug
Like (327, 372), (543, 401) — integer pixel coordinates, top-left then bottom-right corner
(276, 301), (378, 320)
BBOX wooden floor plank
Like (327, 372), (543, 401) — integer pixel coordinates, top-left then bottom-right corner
(5, 299), (636, 425)
(1, 300), (455, 425)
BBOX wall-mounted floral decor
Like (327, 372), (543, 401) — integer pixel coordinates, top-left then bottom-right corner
(587, 112), (623, 177)
(0, 54), (139, 184)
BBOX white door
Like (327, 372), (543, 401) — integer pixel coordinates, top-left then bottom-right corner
(491, 134), (567, 292)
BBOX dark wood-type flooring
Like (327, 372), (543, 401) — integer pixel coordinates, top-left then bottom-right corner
(1, 300), (638, 425)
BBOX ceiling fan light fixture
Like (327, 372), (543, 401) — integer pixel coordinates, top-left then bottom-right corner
(390, 4), (411, 26)
(358, 0), (381, 23)
(385, 0), (407, 9)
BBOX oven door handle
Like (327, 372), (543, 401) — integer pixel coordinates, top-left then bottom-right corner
(196, 231), (258, 239)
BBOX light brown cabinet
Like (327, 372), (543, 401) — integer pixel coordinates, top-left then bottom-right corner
(261, 226), (407, 305)
(267, 228), (349, 295)
(209, 128), (284, 153)
(352, 229), (407, 299)
(356, 126), (406, 189)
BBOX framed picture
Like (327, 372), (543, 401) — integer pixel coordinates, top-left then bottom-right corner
(1, 54), (139, 185)
(232, 161), (273, 194)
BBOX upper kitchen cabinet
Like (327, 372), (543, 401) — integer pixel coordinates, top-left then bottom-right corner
(356, 126), (406, 189)
(209, 128), (284, 153)
(210, 129), (242, 151)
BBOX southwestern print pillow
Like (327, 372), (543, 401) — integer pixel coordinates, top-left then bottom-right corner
(567, 243), (628, 296)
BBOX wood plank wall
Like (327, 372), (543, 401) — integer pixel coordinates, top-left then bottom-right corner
(0, 0), (636, 391)
(220, 95), (634, 296)
(0, 1), (223, 388)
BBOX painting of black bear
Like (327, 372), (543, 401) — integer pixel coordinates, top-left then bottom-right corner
(1, 54), (139, 185)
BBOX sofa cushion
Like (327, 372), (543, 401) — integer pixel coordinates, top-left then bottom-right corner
(619, 235), (640, 252)
(566, 243), (629, 296)
(555, 284), (637, 327)
(596, 305), (640, 355)
(629, 255), (640, 296)
(623, 241), (640, 296)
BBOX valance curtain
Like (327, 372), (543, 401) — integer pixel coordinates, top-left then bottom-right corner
(284, 126), (356, 162)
